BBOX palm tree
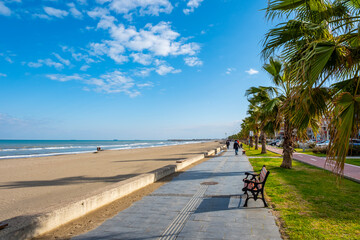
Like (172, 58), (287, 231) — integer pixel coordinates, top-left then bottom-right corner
(246, 86), (279, 154)
(263, 0), (360, 174)
(262, 58), (297, 168)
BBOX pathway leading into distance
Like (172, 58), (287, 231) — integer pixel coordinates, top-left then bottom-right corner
(73, 150), (281, 240)
(266, 145), (360, 183)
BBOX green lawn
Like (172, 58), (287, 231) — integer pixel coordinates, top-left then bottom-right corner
(248, 157), (360, 240)
(293, 148), (360, 166)
(346, 158), (360, 167)
(242, 144), (281, 157)
(294, 148), (326, 157)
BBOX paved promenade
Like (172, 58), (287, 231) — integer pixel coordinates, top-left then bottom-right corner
(267, 145), (360, 183)
(73, 150), (281, 240)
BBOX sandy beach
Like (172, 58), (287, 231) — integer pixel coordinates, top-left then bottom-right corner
(0, 141), (222, 223)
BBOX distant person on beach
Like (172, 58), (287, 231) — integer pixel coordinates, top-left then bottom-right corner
(226, 140), (230, 149)
(240, 143), (243, 149)
(233, 140), (240, 155)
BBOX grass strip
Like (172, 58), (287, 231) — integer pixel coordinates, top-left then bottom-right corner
(293, 149), (360, 166)
(248, 157), (360, 240)
(294, 148), (326, 157)
(345, 158), (360, 167)
(242, 144), (281, 157)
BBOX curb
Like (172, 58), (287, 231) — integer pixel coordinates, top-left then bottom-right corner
(0, 145), (226, 240)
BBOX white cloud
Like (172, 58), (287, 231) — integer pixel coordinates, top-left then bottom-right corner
(156, 65), (181, 75)
(43, 6), (69, 18)
(0, 1), (11, 16)
(28, 62), (43, 68)
(0, 73), (7, 77)
(77, 0), (87, 5)
(109, 0), (173, 16)
(245, 68), (259, 75)
(226, 67), (235, 75)
(0, 113), (26, 126)
(67, 3), (83, 19)
(91, 21), (200, 65)
(28, 59), (64, 69)
(184, 56), (203, 67)
(5, 57), (13, 63)
(88, 70), (140, 96)
(136, 82), (153, 88)
(133, 67), (154, 77)
(62, 46), (96, 64)
(40, 59), (63, 69)
(183, 0), (203, 15)
(47, 73), (84, 82)
(89, 42), (108, 56)
(130, 52), (152, 65)
(80, 65), (90, 71)
(47, 71), (142, 97)
(32, 13), (51, 20)
(53, 53), (71, 66)
(106, 41), (128, 63)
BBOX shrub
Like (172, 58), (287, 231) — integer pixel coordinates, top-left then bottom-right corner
(308, 142), (316, 149)
(312, 146), (328, 154)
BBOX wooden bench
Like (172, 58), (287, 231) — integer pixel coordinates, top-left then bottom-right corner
(242, 165), (270, 207)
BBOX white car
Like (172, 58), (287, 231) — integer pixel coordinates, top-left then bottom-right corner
(315, 140), (329, 147)
(276, 139), (284, 147)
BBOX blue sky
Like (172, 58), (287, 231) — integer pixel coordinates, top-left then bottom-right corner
(0, 0), (275, 140)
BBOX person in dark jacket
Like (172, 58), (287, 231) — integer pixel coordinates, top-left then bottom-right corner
(226, 140), (230, 149)
(233, 140), (239, 155)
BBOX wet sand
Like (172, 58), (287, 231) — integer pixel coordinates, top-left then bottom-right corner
(0, 141), (222, 223)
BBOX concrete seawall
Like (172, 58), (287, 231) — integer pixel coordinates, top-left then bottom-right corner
(0, 145), (226, 240)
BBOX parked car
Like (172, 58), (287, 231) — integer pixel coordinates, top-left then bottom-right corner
(315, 140), (329, 147)
(276, 139), (284, 147)
(349, 139), (360, 153)
(269, 140), (280, 146)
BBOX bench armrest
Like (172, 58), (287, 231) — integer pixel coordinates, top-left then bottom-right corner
(245, 172), (259, 176)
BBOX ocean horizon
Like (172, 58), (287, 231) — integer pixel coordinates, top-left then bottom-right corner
(0, 139), (208, 160)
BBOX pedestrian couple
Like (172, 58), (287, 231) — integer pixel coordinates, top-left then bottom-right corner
(233, 140), (242, 155)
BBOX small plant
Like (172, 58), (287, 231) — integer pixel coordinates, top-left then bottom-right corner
(312, 146), (328, 154)
(308, 142), (316, 149)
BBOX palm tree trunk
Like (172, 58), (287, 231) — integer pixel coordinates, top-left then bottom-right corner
(255, 135), (259, 150)
(250, 136), (253, 147)
(261, 131), (267, 154)
(281, 119), (293, 169)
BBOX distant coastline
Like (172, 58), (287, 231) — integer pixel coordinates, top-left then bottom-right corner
(0, 139), (212, 159)
(167, 139), (216, 141)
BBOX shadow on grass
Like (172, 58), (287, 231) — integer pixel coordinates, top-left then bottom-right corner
(249, 157), (360, 239)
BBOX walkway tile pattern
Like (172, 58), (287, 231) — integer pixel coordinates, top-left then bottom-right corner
(267, 145), (360, 183)
(73, 150), (281, 240)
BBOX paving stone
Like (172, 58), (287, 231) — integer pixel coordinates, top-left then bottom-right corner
(73, 150), (281, 240)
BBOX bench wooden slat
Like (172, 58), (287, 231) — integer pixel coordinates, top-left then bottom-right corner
(242, 165), (270, 207)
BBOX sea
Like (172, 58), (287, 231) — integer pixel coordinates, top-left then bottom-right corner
(0, 140), (206, 159)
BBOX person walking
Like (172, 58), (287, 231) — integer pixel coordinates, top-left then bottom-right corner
(226, 140), (230, 149)
(233, 140), (240, 155)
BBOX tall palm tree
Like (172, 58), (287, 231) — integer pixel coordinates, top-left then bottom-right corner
(263, 58), (297, 168)
(263, 0), (360, 174)
(246, 85), (279, 154)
